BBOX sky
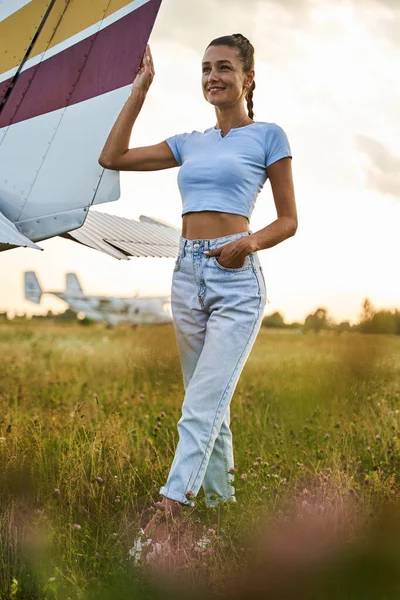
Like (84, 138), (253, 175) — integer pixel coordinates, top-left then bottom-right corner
(1, 0), (399, 324)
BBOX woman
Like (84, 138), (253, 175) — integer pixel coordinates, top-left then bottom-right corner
(99, 33), (297, 551)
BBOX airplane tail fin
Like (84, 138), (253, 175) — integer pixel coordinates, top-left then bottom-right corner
(66, 273), (83, 295)
(24, 271), (42, 304)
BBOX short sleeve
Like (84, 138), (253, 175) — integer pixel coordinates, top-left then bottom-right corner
(265, 124), (292, 168)
(165, 132), (191, 166)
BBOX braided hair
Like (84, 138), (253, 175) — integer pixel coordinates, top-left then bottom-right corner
(207, 33), (256, 119)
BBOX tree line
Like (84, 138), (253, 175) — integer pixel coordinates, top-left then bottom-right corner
(262, 298), (400, 335)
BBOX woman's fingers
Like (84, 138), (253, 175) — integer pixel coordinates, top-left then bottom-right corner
(131, 45), (155, 91)
(145, 44), (155, 74)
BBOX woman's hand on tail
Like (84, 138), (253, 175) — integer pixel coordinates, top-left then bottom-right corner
(131, 44), (155, 93)
(204, 237), (257, 269)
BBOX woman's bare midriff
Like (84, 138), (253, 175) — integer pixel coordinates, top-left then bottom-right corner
(181, 211), (250, 240)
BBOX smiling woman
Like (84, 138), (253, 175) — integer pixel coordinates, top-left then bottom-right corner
(98, 33), (297, 562)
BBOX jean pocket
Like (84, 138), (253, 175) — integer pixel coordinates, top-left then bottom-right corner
(173, 254), (182, 272)
(213, 255), (251, 273)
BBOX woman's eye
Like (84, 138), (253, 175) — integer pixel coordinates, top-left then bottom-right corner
(202, 68), (210, 73)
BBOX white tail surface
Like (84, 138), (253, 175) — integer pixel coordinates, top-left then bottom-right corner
(24, 271), (42, 304)
(66, 273), (83, 295)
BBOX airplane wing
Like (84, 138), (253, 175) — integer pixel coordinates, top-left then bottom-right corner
(0, 210), (42, 251)
(62, 211), (181, 259)
(0, 0), (162, 248)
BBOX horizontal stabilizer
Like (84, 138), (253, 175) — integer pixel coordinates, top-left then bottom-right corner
(62, 211), (180, 259)
(0, 211), (42, 251)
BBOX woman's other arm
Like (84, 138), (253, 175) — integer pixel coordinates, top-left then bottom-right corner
(250, 157), (297, 251)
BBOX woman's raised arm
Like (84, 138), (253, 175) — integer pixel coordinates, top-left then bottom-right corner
(98, 45), (178, 172)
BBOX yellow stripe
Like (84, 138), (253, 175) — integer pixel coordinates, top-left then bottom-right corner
(0, 0), (52, 74)
(0, 0), (137, 75)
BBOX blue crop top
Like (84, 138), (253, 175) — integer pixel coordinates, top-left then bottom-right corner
(165, 121), (292, 220)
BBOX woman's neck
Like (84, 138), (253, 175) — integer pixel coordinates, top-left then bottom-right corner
(215, 109), (252, 135)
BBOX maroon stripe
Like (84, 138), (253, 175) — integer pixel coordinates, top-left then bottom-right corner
(0, 78), (10, 104)
(0, 0), (161, 128)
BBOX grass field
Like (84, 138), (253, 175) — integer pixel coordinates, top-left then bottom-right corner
(1, 321), (400, 599)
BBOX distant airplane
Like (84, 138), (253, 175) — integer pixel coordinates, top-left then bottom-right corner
(0, 0), (180, 260)
(24, 271), (172, 326)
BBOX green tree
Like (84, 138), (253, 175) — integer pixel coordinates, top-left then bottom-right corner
(262, 312), (285, 328)
(303, 307), (330, 333)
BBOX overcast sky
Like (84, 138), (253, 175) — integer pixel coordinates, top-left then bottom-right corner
(1, 0), (399, 324)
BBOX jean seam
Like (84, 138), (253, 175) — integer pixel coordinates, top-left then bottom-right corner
(221, 428), (230, 498)
(191, 295), (263, 491)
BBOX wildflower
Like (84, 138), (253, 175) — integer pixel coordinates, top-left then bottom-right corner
(71, 523), (81, 530)
(186, 490), (195, 499)
(53, 488), (61, 497)
(228, 467), (237, 474)
(375, 434), (381, 441)
(256, 456), (263, 462)
(295, 441), (300, 447)
(273, 423), (279, 429)
(160, 412), (166, 418)
(140, 393), (145, 399)
(324, 433), (330, 439)
(207, 529), (216, 536)
(155, 501), (163, 508)
(240, 473), (248, 480)
(95, 476), (104, 485)
(153, 426), (159, 432)
(157, 421), (162, 427)
(367, 446), (372, 452)
(261, 485), (267, 491)
(114, 496), (121, 503)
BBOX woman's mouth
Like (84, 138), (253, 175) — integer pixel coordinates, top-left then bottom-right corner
(208, 87), (225, 94)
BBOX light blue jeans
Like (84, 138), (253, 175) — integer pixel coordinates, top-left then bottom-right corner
(160, 231), (267, 507)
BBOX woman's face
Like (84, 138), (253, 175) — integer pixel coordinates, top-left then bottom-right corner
(201, 45), (254, 109)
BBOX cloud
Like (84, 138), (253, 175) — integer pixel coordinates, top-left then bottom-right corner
(152, 0), (314, 64)
(353, 0), (400, 48)
(356, 135), (400, 199)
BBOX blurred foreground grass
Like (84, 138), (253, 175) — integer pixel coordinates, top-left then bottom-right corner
(0, 321), (400, 599)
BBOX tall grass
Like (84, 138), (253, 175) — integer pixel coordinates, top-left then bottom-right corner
(0, 322), (399, 599)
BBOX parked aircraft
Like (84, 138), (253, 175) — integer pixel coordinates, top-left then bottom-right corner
(24, 271), (172, 326)
(0, 0), (180, 260)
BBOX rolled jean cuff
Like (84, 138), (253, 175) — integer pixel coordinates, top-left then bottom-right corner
(159, 486), (195, 507)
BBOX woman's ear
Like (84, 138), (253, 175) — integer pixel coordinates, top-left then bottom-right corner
(244, 69), (255, 90)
